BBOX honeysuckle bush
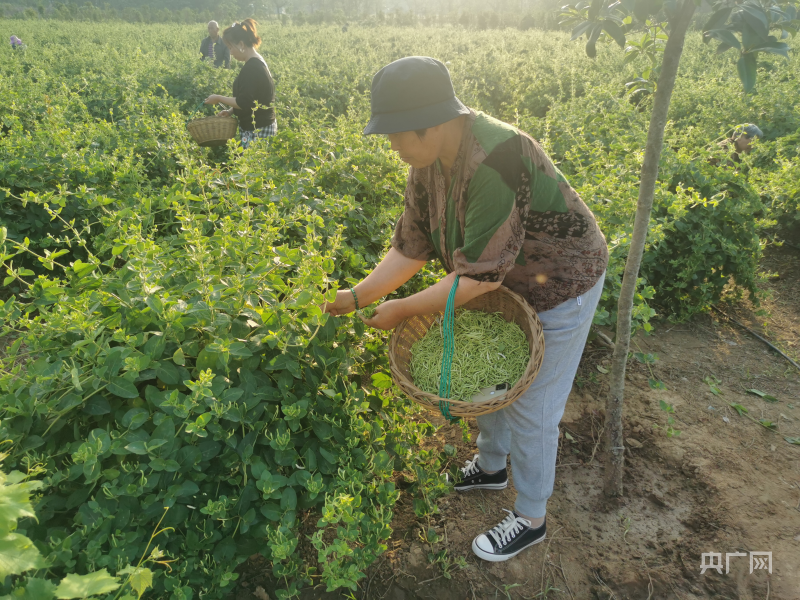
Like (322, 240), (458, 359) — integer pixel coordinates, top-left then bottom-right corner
(2, 17), (800, 599)
(0, 453), (160, 600)
(0, 177), (454, 599)
(4, 21), (798, 322)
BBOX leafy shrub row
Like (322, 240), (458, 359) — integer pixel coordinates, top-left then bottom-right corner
(0, 177), (454, 598)
(1, 20), (799, 600)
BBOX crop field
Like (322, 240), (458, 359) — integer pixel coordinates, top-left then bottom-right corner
(1, 18), (799, 600)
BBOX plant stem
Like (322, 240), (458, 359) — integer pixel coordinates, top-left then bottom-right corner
(603, 0), (697, 497)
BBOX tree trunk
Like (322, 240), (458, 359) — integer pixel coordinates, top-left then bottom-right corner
(603, 0), (697, 497)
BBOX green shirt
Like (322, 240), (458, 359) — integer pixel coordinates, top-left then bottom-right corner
(392, 110), (608, 313)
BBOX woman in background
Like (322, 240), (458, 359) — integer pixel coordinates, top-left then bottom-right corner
(204, 19), (276, 149)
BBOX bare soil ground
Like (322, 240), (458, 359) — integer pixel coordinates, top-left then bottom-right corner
(237, 243), (800, 600)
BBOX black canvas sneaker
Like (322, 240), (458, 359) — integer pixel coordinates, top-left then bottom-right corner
(471, 510), (546, 562)
(451, 454), (508, 492)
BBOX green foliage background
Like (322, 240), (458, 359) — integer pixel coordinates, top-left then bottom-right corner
(0, 18), (798, 599)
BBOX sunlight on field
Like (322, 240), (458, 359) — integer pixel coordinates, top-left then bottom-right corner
(0, 18), (798, 599)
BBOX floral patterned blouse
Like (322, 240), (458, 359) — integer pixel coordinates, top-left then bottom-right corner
(391, 110), (608, 313)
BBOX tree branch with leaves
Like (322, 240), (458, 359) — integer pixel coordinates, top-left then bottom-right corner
(559, 0), (799, 496)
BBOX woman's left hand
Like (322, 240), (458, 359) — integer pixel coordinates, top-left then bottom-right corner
(204, 94), (222, 105)
(360, 299), (406, 331)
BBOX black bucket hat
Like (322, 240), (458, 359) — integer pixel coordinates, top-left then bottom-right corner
(363, 56), (470, 135)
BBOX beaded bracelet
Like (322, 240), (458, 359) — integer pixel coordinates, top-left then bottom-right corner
(350, 287), (360, 312)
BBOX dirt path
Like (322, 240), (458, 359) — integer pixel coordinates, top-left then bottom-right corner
(236, 244), (800, 600)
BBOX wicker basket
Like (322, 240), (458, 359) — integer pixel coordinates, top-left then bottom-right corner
(186, 115), (238, 147)
(389, 286), (545, 418)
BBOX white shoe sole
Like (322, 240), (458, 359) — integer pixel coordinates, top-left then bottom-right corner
(454, 481), (508, 492)
(471, 533), (546, 562)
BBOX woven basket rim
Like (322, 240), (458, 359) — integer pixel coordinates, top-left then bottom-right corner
(186, 115), (238, 145)
(388, 285), (545, 417)
(187, 114), (237, 125)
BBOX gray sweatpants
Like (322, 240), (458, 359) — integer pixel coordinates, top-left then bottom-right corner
(476, 273), (606, 518)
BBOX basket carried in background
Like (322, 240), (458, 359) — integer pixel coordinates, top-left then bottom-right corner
(389, 285), (545, 418)
(186, 101), (237, 147)
(187, 115), (238, 147)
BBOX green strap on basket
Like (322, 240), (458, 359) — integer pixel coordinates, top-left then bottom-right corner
(187, 100), (206, 122)
(438, 275), (460, 423)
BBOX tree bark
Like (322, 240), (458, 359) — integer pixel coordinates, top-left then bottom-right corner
(603, 0), (697, 497)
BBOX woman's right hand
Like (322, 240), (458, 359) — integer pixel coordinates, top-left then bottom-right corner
(322, 289), (357, 316)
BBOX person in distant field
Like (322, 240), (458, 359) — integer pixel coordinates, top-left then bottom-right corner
(200, 21), (230, 68)
(710, 123), (763, 166)
(324, 57), (608, 563)
(10, 35), (23, 49)
(203, 19), (276, 149)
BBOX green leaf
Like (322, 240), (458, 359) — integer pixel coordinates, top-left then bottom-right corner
(730, 403), (748, 416)
(155, 361), (180, 385)
(633, 352), (657, 364)
(705, 29), (741, 50)
(228, 342), (253, 358)
(102, 347), (128, 378)
(370, 372), (393, 389)
(124, 441), (148, 455)
(602, 20), (627, 48)
(0, 533), (45, 578)
(145, 439), (167, 452)
(758, 419), (777, 430)
(280, 487), (297, 511)
(11, 576), (58, 600)
(263, 354), (298, 372)
(259, 503), (281, 521)
(749, 40), (790, 58)
(70, 260), (96, 279)
(55, 570), (120, 599)
(648, 378), (667, 390)
(784, 437), (800, 445)
(596, 365), (609, 374)
(7, 338), (22, 358)
(290, 290), (312, 307)
(195, 348), (218, 371)
(746, 389), (779, 402)
(108, 377), (139, 399)
(739, 4), (770, 39)
(570, 21), (594, 41)
(588, 0), (603, 21)
(702, 6), (733, 38)
(145, 296), (163, 314)
(70, 367), (83, 392)
(0, 479), (41, 523)
(311, 421), (332, 441)
(142, 333), (166, 360)
(172, 348), (185, 366)
(585, 23), (602, 58)
(715, 42), (735, 54)
(117, 566), (153, 598)
(736, 53), (758, 93)
(120, 408), (149, 430)
(82, 397), (111, 415)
